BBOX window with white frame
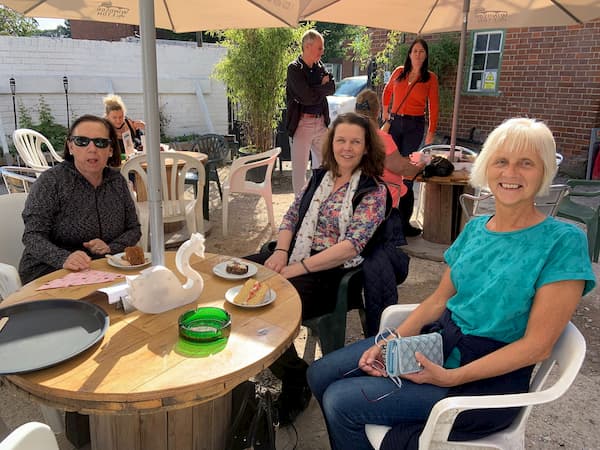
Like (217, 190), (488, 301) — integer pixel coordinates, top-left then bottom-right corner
(467, 31), (504, 93)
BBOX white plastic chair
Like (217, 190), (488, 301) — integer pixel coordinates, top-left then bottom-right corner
(12, 129), (63, 171)
(0, 193), (27, 299)
(0, 166), (44, 194)
(121, 151), (205, 251)
(460, 184), (570, 220)
(365, 304), (587, 450)
(222, 147), (281, 236)
(0, 422), (59, 450)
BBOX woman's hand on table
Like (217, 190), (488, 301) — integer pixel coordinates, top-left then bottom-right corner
(63, 251), (92, 271)
(83, 239), (111, 255)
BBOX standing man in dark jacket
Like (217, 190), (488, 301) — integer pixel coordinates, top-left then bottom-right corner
(286, 29), (335, 194)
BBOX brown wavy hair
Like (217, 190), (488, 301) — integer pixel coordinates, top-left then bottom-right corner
(321, 112), (385, 177)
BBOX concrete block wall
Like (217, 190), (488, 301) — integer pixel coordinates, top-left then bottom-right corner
(0, 36), (227, 152)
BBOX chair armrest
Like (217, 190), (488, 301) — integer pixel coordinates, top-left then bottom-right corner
(0, 262), (22, 299)
(378, 304), (418, 331)
(565, 180), (600, 197)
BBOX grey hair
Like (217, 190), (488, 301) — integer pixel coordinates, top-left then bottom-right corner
(301, 29), (323, 49)
(470, 118), (557, 196)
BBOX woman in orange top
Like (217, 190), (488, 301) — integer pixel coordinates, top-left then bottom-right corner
(382, 38), (439, 235)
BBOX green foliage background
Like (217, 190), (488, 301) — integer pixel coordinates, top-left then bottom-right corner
(212, 26), (310, 151)
(18, 97), (68, 154)
(0, 6), (38, 36)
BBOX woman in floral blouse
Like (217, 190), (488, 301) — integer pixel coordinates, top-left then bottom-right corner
(245, 112), (388, 425)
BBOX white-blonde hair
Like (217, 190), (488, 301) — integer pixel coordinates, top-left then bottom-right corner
(102, 94), (126, 116)
(470, 118), (557, 196)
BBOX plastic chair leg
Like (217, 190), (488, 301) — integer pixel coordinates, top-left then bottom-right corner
(215, 172), (223, 200)
(263, 189), (275, 229)
(222, 188), (230, 236)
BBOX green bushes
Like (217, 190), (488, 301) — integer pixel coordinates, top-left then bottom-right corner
(18, 96), (68, 153)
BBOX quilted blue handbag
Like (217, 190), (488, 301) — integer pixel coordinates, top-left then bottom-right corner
(385, 332), (444, 376)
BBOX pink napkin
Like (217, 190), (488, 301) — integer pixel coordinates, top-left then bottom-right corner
(36, 269), (125, 290)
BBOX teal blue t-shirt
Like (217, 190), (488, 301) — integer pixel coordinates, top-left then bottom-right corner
(444, 215), (595, 346)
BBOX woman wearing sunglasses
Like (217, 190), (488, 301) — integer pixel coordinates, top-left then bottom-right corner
(19, 114), (141, 284)
(307, 118), (595, 450)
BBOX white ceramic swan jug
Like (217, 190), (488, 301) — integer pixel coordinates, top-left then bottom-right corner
(126, 233), (206, 314)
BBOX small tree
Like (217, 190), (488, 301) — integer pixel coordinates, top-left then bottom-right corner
(212, 26), (309, 151)
(0, 6), (38, 36)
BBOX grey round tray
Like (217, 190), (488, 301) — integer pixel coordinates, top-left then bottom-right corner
(0, 299), (109, 375)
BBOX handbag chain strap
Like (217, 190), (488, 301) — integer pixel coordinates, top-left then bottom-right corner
(388, 73), (419, 117)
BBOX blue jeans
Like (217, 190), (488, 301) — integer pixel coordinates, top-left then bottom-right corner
(307, 338), (449, 450)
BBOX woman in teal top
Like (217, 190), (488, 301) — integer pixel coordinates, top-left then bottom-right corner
(306, 117), (596, 450)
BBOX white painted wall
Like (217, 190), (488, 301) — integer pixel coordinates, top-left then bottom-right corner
(0, 36), (228, 154)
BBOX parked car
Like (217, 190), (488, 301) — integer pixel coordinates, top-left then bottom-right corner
(327, 75), (368, 123)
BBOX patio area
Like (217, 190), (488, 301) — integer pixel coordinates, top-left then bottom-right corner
(1, 163), (599, 449)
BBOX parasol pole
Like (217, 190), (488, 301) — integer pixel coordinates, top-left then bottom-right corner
(139, 0), (165, 265)
(449, 0), (470, 162)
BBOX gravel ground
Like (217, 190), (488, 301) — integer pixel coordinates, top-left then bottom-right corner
(1, 165), (599, 449)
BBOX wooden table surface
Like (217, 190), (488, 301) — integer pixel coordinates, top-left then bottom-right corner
(2, 252), (301, 449)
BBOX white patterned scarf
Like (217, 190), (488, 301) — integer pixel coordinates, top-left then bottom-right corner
(289, 170), (364, 268)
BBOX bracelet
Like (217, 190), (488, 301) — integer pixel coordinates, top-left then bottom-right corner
(274, 248), (289, 254)
(300, 259), (311, 273)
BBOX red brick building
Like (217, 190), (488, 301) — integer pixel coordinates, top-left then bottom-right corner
(370, 22), (600, 176)
(70, 21), (138, 41)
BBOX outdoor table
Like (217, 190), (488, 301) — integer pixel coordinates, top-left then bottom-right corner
(418, 169), (474, 245)
(1, 252), (301, 450)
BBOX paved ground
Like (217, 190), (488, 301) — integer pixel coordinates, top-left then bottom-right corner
(1, 165), (599, 449)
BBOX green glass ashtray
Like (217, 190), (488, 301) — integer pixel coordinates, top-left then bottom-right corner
(178, 307), (231, 343)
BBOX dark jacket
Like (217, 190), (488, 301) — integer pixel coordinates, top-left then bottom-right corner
(295, 169), (410, 334)
(19, 160), (141, 283)
(381, 309), (534, 450)
(285, 56), (335, 137)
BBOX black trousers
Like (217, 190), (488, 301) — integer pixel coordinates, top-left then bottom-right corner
(389, 115), (425, 231)
(244, 248), (351, 388)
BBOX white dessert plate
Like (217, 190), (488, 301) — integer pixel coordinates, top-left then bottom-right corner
(213, 261), (258, 280)
(225, 285), (276, 308)
(106, 252), (152, 269)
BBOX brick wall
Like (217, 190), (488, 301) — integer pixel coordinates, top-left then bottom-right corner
(70, 20), (138, 41)
(0, 36), (227, 155)
(368, 23), (600, 173)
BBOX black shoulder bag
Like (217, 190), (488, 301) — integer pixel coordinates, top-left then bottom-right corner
(227, 381), (277, 450)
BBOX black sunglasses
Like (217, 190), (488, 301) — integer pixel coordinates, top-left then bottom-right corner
(69, 136), (112, 149)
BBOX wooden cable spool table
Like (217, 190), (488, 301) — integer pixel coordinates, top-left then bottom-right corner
(417, 169), (474, 245)
(1, 252), (301, 449)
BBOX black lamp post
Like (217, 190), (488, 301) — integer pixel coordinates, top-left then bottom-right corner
(9, 77), (17, 130)
(63, 75), (70, 128)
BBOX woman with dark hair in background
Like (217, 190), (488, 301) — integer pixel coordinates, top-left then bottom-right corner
(382, 38), (439, 236)
(19, 114), (141, 284)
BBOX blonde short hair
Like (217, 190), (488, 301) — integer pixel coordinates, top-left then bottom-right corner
(470, 118), (557, 196)
(103, 94), (126, 116)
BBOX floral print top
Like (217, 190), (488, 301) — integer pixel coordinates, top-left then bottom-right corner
(281, 180), (387, 254)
